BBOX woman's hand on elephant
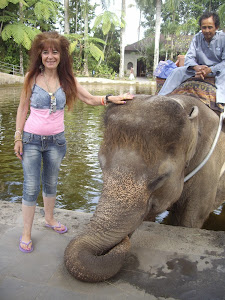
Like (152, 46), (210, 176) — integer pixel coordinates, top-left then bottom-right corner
(107, 93), (134, 105)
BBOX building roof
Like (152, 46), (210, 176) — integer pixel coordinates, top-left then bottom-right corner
(125, 37), (154, 52)
(125, 34), (193, 53)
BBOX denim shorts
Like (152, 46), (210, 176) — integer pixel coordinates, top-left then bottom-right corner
(22, 131), (67, 206)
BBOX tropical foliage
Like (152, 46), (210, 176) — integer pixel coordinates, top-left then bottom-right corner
(0, 0), (224, 78)
(135, 0), (225, 74)
(0, 0), (60, 73)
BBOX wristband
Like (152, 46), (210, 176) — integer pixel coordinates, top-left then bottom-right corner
(105, 94), (113, 104)
(14, 138), (22, 143)
(101, 96), (105, 106)
(15, 130), (22, 138)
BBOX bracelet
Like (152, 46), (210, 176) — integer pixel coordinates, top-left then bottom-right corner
(15, 129), (22, 138)
(101, 96), (105, 106)
(105, 94), (113, 104)
(14, 138), (22, 143)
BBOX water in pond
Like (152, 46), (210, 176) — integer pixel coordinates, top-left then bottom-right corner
(0, 83), (153, 213)
(0, 83), (225, 230)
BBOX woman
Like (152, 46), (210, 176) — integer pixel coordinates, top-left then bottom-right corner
(129, 67), (135, 80)
(14, 31), (133, 253)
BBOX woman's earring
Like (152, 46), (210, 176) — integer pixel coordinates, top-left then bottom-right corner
(39, 64), (44, 72)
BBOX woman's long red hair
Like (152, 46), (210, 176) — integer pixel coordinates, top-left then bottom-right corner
(23, 31), (77, 110)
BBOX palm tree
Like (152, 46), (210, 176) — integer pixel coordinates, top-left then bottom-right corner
(218, 2), (225, 29)
(65, 0), (92, 76)
(153, 0), (162, 72)
(93, 10), (120, 66)
(163, 0), (181, 60)
(97, 0), (126, 78)
(83, 0), (89, 76)
(19, 1), (24, 75)
(135, 0), (162, 74)
(119, 0), (126, 78)
(64, 0), (69, 34)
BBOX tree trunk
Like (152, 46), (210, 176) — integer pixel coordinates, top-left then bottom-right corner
(153, 0), (161, 74)
(138, 9), (141, 41)
(83, 4), (89, 77)
(19, 2), (24, 75)
(170, 35), (174, 60)
(19, 46), (24, 75)
(64, 0), (69, 34)
(98, 33), (109, 67)
(75, 1), (78, 33)
(119, 0), (126, 79)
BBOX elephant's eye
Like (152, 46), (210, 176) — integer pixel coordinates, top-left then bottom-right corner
(147, 173), (170, 191)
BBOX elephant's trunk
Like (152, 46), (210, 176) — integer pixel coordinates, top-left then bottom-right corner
(64, 169), (149, 282)
(64, 234), (130, 282)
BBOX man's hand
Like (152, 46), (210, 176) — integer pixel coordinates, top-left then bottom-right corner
(193, 65), (212, 80)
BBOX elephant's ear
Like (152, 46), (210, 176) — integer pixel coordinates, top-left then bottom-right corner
(186, 106), (199, 162)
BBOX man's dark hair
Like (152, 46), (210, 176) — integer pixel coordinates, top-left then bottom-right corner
(199, 12), (220, 28)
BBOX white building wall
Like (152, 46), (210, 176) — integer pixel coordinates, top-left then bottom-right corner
(124, 52), (143, 77)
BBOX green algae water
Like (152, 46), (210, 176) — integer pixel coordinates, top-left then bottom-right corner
(0, 83), (153, 212)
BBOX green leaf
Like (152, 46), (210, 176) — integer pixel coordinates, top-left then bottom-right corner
(1, 23), (40, 50)
(0, 15), (12, 23)
(0, 0), (28, 8)
(93, 14), (103, 28)
(92, 10), (120, 35)
(13, 0), (28, 5)
(34, 0), (57, 21)
(22, 32), (32, 49)
(88, 37), (106, 45)
(1, 24), (13, 41)
(102, 22), (111, 35)
(0, 0), (8, 9)
(23, 25), (41, 41)
(69, 41), (78, 54)
(89, 42), (104, 61)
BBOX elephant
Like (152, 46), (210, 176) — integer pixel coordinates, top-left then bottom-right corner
(64, 84), (225, 283)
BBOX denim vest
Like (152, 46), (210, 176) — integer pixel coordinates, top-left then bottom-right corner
(30, 84), (66, 110)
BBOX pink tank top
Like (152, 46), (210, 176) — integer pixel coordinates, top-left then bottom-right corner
(24, 107), (64, 135)
(24, 84), (66, 135)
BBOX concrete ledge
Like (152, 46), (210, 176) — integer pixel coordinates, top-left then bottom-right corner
(0, 72), (24, 85)
(0, 72), (156, 86)
(77, 76), (156, 86)
(0, 200), (225, 300)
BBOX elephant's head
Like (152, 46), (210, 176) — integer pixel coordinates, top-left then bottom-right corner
(64, 95), (199, 282)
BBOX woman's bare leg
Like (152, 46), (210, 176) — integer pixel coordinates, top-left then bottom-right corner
(43, 196), (67, 232)
(20, 204), (35, 250)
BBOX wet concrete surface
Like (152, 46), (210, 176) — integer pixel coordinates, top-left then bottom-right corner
(1, 201), (225, 300)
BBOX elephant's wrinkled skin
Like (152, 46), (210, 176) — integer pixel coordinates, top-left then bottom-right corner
(64, 94), (225, 282)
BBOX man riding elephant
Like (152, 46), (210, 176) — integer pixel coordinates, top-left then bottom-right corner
(159, 12), (225, 105)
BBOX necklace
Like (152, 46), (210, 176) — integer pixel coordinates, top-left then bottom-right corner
(43, 72), (58, 114)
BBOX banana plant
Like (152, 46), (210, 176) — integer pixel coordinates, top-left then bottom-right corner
(93, 10), (120, 66)
(1, 0), (59, 73)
